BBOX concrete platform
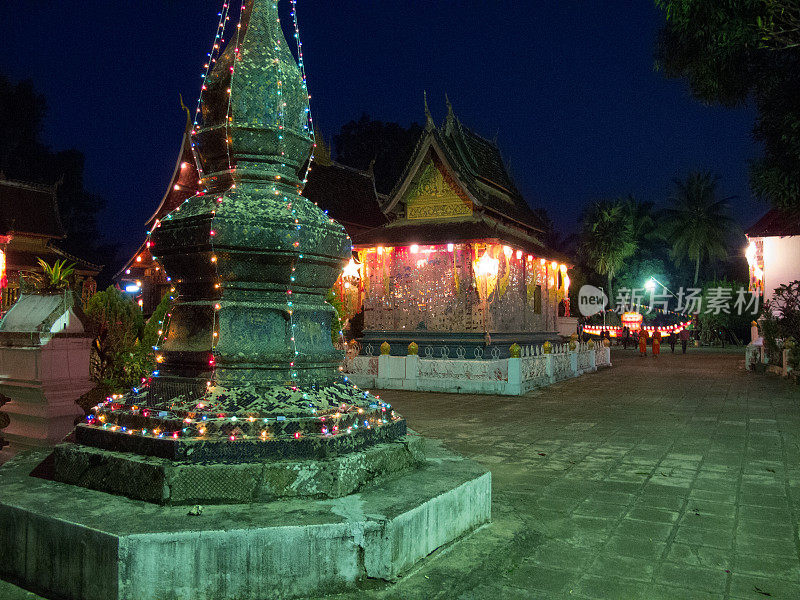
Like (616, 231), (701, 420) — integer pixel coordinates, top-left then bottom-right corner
(0, 438), (490, 600)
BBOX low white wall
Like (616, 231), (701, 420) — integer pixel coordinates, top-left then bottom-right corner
(344, 343), (611, 396)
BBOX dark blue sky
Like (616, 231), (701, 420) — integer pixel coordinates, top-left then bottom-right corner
(2, 1), (765, 263)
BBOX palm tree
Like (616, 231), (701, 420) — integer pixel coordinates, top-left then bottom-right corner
(581, 199), (637, 300)
(622, 196), (657, 255)
(662, 172), (736, 286)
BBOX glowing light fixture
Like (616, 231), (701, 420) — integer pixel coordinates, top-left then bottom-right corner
(342, 258), (361, 279)
(745, 241), (757, 266)
(475, 251), (499, 277)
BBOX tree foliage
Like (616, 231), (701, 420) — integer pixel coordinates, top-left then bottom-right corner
(759, 1), (800, 50)
(660, 171), (738, 285)
(580, 199), (637, 299)
(334, 114), (422, 194)
(143, 292), (172, 350)
(760, 280), (800, 365)
(655, 0), (800, 210)
(326, 288), (345, 345)
(766, 280), (800, 337)
(697, 279), (753, 345)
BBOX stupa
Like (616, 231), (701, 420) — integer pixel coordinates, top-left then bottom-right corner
(51, 0), (410, 501)
(0, 2), (490, 599)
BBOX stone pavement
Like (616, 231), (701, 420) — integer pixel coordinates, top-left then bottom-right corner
(325, 348), (800, 600)
(1, 348), (798, 600)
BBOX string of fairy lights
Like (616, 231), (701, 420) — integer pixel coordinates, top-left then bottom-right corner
(193, 1), (233, 178)
(582, 303), (694, 337)
(88, 0), (400, 443)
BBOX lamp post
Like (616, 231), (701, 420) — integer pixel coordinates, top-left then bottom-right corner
(598, 286), (607, 331)
(645, 276), (679, 301)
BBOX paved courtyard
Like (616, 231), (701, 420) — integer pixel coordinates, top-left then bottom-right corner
(330, 348), (800, 599)
(1, 349), (798, 600)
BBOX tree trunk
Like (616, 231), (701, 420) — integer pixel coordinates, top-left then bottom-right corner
(693, 257), (700, 286)
(607, 272), (613, 308)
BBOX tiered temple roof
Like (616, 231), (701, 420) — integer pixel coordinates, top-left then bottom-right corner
(0, 179), (65, 239)
(746, 208), (800, 238)
(0, 179), (101, 275)
(355, 97), (567, 263)
(301, 160), (387, 236)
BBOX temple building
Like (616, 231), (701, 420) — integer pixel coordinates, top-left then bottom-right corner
(114, 115), (200, 314)
(0, 178), (100, 314)
(746, 208), (800, 303)
(341, 98), (571, 357)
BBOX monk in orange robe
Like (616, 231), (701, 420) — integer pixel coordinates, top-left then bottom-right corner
(639, 327), (647, 357)
(652, 330), (661, 357)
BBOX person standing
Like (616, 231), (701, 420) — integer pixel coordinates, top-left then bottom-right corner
(652, 330), (661, 357)
(622, 326), (630, 350)
(639, 326), (648, 357)
(668, 330), (677, 353)
(679, 327), (690, 354)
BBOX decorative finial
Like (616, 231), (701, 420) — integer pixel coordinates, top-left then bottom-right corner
(194, 0), (312, 191)
(444, 93), (456, 135)
(179, 94), (192, 131)
(424, 91), (435, 130)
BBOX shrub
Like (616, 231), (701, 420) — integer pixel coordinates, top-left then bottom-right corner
(762, 281), (800, 366)
(21, 259), (76, 294)
(84, 286), (145, 393)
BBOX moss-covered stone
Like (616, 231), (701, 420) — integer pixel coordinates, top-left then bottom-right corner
(53, 433), (426, 505)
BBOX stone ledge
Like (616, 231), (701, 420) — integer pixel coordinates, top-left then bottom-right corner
(0, 441), (490, 600)
(73, 418), (406, 462)
(52, 433), (426, 505)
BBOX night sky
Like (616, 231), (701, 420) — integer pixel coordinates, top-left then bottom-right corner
(2, 1), (764, 267)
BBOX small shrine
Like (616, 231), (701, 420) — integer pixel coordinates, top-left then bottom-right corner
(0, 291), (92, 460)
(342, 98), (571, 356)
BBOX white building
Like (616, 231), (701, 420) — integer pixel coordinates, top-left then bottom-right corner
(746, 209), (800, 303)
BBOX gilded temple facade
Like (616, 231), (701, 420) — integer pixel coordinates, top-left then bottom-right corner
(344, 99), (571, 357)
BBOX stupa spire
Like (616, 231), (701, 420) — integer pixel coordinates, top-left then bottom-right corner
(194, 0), (313, 191)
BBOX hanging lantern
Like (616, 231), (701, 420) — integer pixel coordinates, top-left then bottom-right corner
(0, 249), (6, 289)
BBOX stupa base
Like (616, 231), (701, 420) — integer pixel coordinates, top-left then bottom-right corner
(0, 440), (490, 600)
(52, 432), (424, 505)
